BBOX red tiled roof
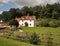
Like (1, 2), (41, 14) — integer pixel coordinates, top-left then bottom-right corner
(16, 15), (36, 22)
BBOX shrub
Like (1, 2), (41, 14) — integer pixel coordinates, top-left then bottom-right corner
(37, 19), (60, 27)
(9, 19), (19, 31)
(46, 33), (54, 46)
(38, 19), (49, 27)
(29, 32), (41, 45)
(48, 21), (58, 27)
(9, 19), (19, 27)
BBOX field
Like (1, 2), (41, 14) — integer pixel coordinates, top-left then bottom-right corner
(22, 27), (60, 34)
(0, 37), (42, 46)
(0, 27), (60, 46)
(22, 27), (60, 46)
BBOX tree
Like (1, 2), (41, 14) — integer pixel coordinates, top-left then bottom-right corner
(2, 11), (12, 21)
(21, 6), (30, 15)
(52, 10), (59, 19)
(9, 8), (21, 18)
(9, 19), (19, 27)
(1, 3), (60, 21)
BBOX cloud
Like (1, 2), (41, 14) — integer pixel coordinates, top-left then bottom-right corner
(0, 0), (10, 3)
(11, 0), (60, 7)
(11, 0), (39, 7)
(0, 0), (10, 8)
(2, 0), (10, 3)
(0, 4), (4, 7)
(0, 11), (3, 14)
(17, 5), (23, 9)
(0, 0), (60, 7)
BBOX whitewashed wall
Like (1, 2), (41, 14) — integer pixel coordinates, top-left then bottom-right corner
(19, 20), (35, 27)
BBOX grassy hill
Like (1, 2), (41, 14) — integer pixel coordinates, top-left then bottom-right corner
(0, 27), (60, 46)
(0, 37), (42, 46)
(22, 27), (60, 34)
(22, 27), (60, 44)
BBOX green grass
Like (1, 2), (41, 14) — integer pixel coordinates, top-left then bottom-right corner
(22, 27), (60, 34)
(21, 27), (60, 45)
(0, 27), (60, 46)
(0, 37), (42, 46)
(22, 27), (60, 42)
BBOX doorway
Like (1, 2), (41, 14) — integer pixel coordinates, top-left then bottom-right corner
(25, 22), (28, 27)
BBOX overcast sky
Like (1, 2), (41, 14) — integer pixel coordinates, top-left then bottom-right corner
(0, 0), (60, 14)
(12, 0), (60, 6)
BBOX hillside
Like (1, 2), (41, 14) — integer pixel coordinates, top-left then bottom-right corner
(0, 37), (40, 46)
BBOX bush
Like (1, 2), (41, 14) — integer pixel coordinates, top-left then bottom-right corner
(9, 19), (19, 27)
(37, 19), (60, 27)
(38, 20), (49, 27)
(29, 32), (41, 45)
(48, 21), (58, 27)
(37, 19), (49, 27)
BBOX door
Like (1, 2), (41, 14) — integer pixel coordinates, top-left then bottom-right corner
(25, 22), (28, 27)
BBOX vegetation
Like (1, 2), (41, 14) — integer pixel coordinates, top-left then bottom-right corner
(0, 37), (39, 46)
(37, 19), (60, 27)
(0, 2), (60, 46)
(0, 27), (60, 46)
(0, 3), (60, 27)
(29, 32), (41, 45)
(0, 3), (60, 20)
(21, 27), (60, 34)
(9, 19), (19, 27)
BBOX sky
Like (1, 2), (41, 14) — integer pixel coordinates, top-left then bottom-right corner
(0, 0), (60, 14)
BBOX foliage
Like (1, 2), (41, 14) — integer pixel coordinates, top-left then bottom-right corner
(37, 19), (60, 27)
(29, 32), (41, 45)
(46, 33), (54, 46)
(9, 19), (19, 27)
(38, 20), (49, 27)
(0, 37), (36, 46)
(0, 3), (60, 21)
(48, 21), (58, 27)
(0, 3), (60, 27)
(0, 27), (60, 46)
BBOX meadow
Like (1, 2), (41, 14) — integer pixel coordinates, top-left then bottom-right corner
(22, 27), (60, 46)
(22, 27), (60, 34)
(0, 27), (60, 46)
(0, 37), (42, 46)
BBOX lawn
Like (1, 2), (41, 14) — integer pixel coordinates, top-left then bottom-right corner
(0, 27), (60, 46)
(0, 37), (42, 46)
(22, 27), (60, 34)
(22, 27), (60, 45)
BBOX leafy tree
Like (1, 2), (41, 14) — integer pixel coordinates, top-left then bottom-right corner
(2, 11), (12, 21)
(1, 3), (60, 21)
(21, 6), (30, 15)
(9, 19), (19, 27)
(52, 10), (59, 19)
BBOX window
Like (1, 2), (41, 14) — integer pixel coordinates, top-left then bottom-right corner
(22, 24), (23, 25)
(30, 24), (31, 26)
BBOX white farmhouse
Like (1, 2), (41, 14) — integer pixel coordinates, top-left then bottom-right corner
(16, 15), (36, 27)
